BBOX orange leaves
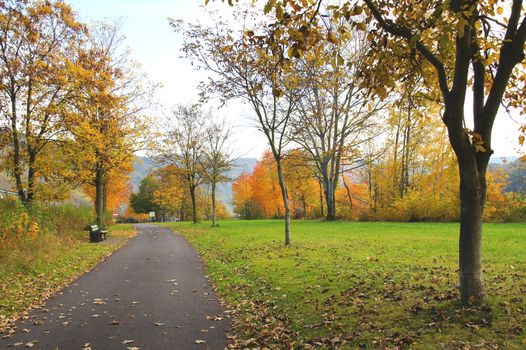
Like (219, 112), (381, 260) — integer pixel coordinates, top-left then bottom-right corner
(464, 129), (487, 153)
(0, 205), (41, 249)
(233, 150), (320, 219)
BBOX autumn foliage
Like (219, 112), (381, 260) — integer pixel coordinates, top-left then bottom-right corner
(233, 147), (525, 223)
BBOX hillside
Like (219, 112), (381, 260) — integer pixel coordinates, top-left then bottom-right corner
(489, 157), (525, 193)
(131, 157), (258, 207)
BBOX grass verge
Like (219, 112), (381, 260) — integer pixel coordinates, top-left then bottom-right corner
(0, 223), (136, 331)
(160, 220), (526, 350)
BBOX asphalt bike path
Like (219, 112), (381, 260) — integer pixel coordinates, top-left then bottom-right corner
(0, 224), (231, 350)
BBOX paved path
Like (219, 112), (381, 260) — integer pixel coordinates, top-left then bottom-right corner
(0, 224), (231, 350)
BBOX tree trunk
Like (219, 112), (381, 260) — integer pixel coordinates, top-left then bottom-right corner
(95, 167), (105, 229)
(276, 160), (291, 245)
(190, 185), (197, 223)
(341, 172), (354, 212)
(10, 96), (27, 204)
(25, 151), (37, 206)
(445, 103), (487, 304)
(318, 180), (324, 217)
(324, 179), (337, 221)
(211, 182), (217, 227)
(457, 156), (486, 304)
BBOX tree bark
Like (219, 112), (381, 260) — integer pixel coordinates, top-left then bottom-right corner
(211, 182), (217, 227)
(95, 166), (105, 228)
(458, 164), (486, 304)
(25, 151), (37, 205)
(190, 185), (198, 223)
(318, 180), (324, 217)
(446, 103), (487, 304)
(324, 178), (337, 221)
(10, 95), (27, 204)
(276, 160), (291, 245)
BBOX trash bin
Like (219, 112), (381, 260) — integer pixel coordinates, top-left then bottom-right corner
(90, 229), (101, 243)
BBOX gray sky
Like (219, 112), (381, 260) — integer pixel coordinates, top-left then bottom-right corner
(68, 0), (523, 158)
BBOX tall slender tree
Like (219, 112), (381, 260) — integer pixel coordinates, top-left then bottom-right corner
(173, 13), (301, 244)
(201, 119), (236, 227)
(157, 104), (206, 224)
(65, 22), (153, 228)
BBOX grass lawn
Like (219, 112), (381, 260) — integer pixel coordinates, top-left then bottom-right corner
(0, 223), (136, 329)
(160, 220), (526, 349)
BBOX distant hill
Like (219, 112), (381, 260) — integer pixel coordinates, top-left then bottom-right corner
(131, 156), (258, 207)
(489, 156), (519, 165)
(489, 157), (525, 193)
(132, 157), (156, 191)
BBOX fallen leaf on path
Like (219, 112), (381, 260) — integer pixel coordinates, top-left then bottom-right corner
(194, 339), (206, 344)
(126, 347), (140, 350)
(154, 322), (165, 326)
(122, 340), (134, 344)
(91, 314), (99, 318)
(110, 320), (120, 325)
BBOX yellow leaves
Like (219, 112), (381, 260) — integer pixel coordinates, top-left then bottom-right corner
(263, 0), (275, 15)
(219, 45), (233, 53)
(464, 129), (487, 153)
(519, 135), (525, 147)
(496, 7), (503, 15)
(276, 3), (285, 21)
(272, 86), (284, 98)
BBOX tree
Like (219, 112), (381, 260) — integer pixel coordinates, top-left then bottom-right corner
(156, 104), (205, 224)
(64, 22), (152, 228)
(151, 165), (185, 220)
(201, 119), (236, 227)
(130, 175), (163, 217)
(0, 0), (83, 206)
(356, 0), (526, 304)
(292, 26), (381, 220)
(232, 172), (255, 219)
(173, 12), (301, 244)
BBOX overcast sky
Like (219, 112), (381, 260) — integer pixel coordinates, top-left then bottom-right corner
(68, 0), (523, 159)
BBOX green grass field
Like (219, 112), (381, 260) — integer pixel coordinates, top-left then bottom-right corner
(0, 223), (136, 328)
(160, 220), (526, 349)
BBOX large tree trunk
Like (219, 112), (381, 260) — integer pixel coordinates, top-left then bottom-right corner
(10, 97), (27, 204)
(25, 151), (37, 206)
(446, 104), (488, 304)
(276, 160), (291, 245)
(211, 182), (217, 227)
(323, 178), (337, 221)
(95, 167), (105, 229)
(458, 166), (486, 304)
(318, 180), (324, 217)
(190, 185), (197, 223)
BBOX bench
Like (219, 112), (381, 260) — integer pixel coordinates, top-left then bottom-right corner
(89, 225), (108, 243)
